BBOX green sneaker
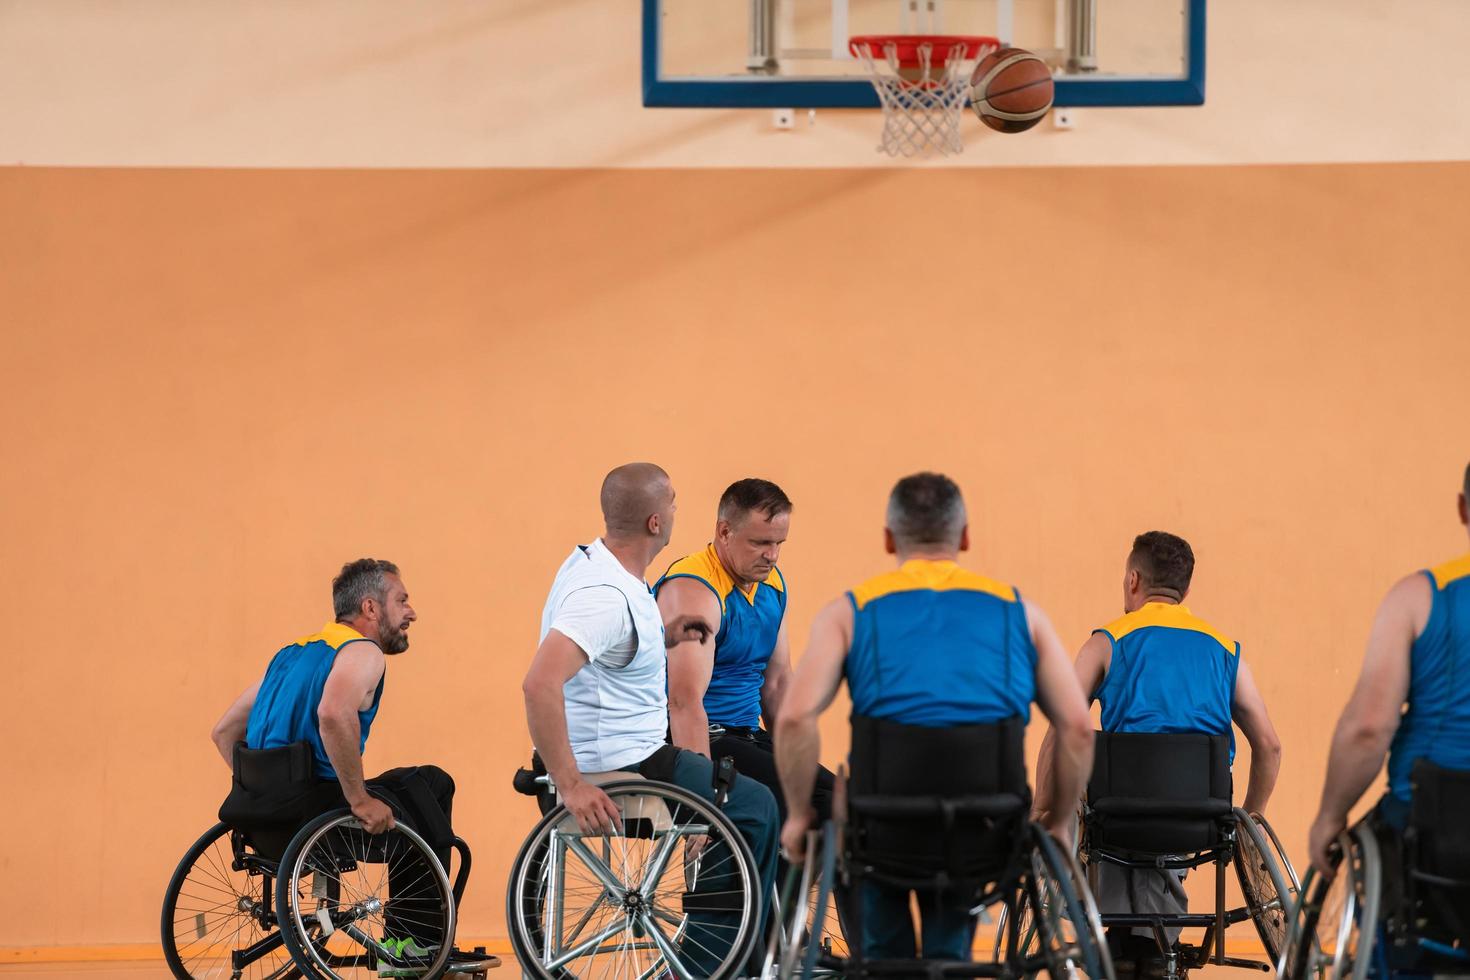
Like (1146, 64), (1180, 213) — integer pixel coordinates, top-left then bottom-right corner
(376, 936), (441, 977)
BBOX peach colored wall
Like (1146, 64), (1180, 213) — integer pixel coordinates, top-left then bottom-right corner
(1, 163), (1468, 949)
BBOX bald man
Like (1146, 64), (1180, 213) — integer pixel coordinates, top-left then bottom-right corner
(521, 463), (779, 977)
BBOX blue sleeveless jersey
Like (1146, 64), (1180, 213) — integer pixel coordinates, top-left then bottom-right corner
(1094, 602), (1239, 760)
(1387, 554), (1470, 801)
(657, 544), (787, 729)
(245, 622), (385, 780)
(844, 559), (1036, 727)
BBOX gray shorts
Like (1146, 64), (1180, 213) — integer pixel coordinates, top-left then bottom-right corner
(1094, 862), (1189, 943)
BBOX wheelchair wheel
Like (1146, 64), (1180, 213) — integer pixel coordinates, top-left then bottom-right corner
(1233, 809), (1296, 964)
(1279, 825), (1380, 980)
(765, 823), (841, 980)
(507, 779), (762, 980)
(276, 809), (455, 980)
(1025, 827), (1115, 980)
(162, 822), (300, 980)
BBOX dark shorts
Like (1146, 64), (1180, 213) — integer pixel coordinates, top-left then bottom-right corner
(709, 724), (836, 823)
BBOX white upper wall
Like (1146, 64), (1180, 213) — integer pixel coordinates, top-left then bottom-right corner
(1, 0), (1468, 168)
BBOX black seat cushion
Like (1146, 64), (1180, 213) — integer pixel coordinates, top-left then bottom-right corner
(1086, 731), (1232, 857)
(848, 714), (1029, 884)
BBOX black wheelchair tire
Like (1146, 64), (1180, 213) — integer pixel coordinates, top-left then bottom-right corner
(274, 808), (455, 980)
(1032, 826), (1114, 980)
(799, 820), (839, 980)
(161, 821), (301, 980)
(1233, 808), (1295, 965)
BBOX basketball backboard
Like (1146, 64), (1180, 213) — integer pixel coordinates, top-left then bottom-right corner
(643, 0), (1204, 108)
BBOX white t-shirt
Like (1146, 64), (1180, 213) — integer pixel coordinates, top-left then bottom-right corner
(548, 585), (638, 668)
(538, 539), (668, 772)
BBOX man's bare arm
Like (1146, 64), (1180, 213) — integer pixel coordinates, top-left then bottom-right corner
(318, 642), (395, 833)
(1032, 631), (1108, 826)
(761, 619), (793, 727)
(658, 578), (721, 758)
(1232, 658), (1283, 815)
(775, 597), (852, 860)
(1308, 574), (1422, 872)
(211, 680), (260, 768)
(522, 629), (623, 835)
(1027, 599), (1094, 843)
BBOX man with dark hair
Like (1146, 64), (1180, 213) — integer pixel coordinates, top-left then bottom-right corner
(776, 472), (1096, 964)
(211, 559), (492, 969)
(1307, 464), (1470, 886)
(523, 464), (779, 977)
(1032, 531), (1282, 970)
(654, 478), (832, 823)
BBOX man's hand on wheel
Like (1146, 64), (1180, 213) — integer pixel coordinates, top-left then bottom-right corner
(351, 795), (396, 835)
(781, 808), (815, 863)
(1308, 811), (1344, 878)
(1042, 813), (1074, 848)
(665, 615), (714, 649)
(562, 779), (623, 836)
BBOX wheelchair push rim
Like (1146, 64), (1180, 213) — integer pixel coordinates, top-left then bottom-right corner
(1279, 825), (1380, 980)
(1232, 808), (1297, 965)
(762, 820), (847, 980)
(277, 809), (456, 980)
(507, 778), (763, 980)
(1021, 825), (1115, 980)
(161, 821), (301, 980)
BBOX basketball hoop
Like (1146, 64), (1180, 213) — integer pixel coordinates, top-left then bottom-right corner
(849, 34), (998, 157)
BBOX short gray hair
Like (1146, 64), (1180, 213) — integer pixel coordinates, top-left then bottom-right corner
(886, 472), (966, 548)
(332, 558), (400, 620)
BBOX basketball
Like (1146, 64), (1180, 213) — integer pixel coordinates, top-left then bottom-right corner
(968, 47), (1054, 133)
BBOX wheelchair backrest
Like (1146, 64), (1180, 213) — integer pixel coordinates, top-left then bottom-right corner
(1085, 730), (1232, 857)
(846, 713), (1029, 884)
(232, 740), (315, 793)
(1409, 758), (1470, 881)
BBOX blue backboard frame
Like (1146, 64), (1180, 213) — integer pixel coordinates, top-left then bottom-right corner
(643, 0), (1205, 108)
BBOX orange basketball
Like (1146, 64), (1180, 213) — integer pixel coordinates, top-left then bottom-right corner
(968, 47), (1054, 133)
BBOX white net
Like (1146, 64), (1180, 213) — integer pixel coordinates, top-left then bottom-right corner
(850, 37), (998, 157)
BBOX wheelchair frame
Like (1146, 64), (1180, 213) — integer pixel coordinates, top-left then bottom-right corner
(1280, 817), (1470, 980)
(775, 814), (1113, 980)
(1078, 806), (1295, 979)
(161, 811), (479, 980)
(506, 765), (766, 980)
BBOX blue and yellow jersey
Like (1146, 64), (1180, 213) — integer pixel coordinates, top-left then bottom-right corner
(245, 622), (385, 780)
(656, 544), (787, 729)
(844, 559), (1036, 727)
(1094, 602), (1239, 758)
(1388, 553), (1470, 801)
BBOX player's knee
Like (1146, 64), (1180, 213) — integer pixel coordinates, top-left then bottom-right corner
(418, 764), (456, 798)
(737, 775), (780, 828)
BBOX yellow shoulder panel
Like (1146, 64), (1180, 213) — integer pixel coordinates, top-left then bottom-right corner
(295, 622), (369, 650)
(765, 566), (786, 593)
(1100, 604), (1236, 655)
(850, 569), (915, 611)
(662, 544), (734, 612)
(946, 568), (1020, 603)
(850, 563), (1017, 610)
(1431, 553), (1470, 590)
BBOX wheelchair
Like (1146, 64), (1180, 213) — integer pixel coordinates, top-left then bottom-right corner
(1053, 731), (1298, 980)
(507, 753), (772, 979)
(1279, 759), (1470, 980)
(160, 743), (488, 980)
(773, 714), (1114, 980)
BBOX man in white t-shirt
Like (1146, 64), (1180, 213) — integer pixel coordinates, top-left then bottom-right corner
(522, 462), (780, 976)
